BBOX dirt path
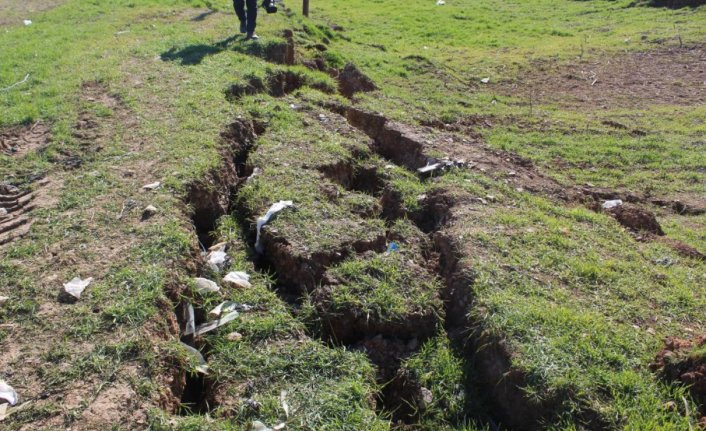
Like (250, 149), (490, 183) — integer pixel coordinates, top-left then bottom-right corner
(0, 0), (65, 26)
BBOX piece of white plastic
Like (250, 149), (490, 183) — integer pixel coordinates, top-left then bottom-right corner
(142, 181), (161, 190)
(194, 310), (240, 336)
(62, 277), (93, 300)
(0, 208), (7, 216)
(180, 342), (209, 374)
(480, 77), (490, 84)
(280, 390), (289, 418)
(436, 0), (446, 5)
(207, 250), (229, 273)
(184, 303), (196, 336)
(208, 301), (239, 319)
(0, 380), (17, 406)
(602, 199), (623, 209)
(223, 271), (251, 289)
(252, 421), (272, 431)
(0, 296), (8, 304)
(23, 20), (32, 26)
(255, 201), (293, 253)
(195, 277), (220, 294)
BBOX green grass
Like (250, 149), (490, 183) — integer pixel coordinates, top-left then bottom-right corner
(0, 0), (705, 429)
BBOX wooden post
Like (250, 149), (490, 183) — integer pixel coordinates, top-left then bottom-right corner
(303, 0), (309, 17)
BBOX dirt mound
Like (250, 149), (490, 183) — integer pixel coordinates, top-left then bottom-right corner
(337, 63), (378, 98)
(651, 336), (706, 419)
(0, 122), (51, 156)
(494, 47), (706, 109)
(605, 204), (664, 235)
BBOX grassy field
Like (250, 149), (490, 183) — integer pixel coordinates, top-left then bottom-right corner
(0, 0), (705, 430)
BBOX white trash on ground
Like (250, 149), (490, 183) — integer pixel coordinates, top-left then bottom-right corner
(142, 181), (161, 191)
(184, 303), (196, 336)
(180, 342), (209, 374)
(61, 277), (94, 301)
(207, 250), (229, 273)
(602, 199), (623, 209)
(0, 380), (18, 406)
(208, 301), (239, 319)
(223, 271), (251, 289)
(195, 277), (220, 294)
(255, 201), (294, 253)
(194, 310), (240, 336)
(23, 20), (32, 26)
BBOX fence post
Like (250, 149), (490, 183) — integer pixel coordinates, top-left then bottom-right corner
(303, 0), (309, 17)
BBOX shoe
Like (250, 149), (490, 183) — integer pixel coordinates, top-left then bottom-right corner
(246, 33), (259, 40)
(239, 22), (247, 34)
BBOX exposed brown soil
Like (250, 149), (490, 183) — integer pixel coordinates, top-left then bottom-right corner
(0, 122), (51, 157)
(70, 81), (142, 160)
(0, 182), (38, 245)
(0, 0), (65, 26)
(651, 336), (706, 420)
(659, 237), (706, 261)
(605, 203), (665, 235)
(336, 63), (379, 99)
(493, 46), (706, 109)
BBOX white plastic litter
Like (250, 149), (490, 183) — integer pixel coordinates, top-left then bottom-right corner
(195, 277), (220, 294)
(62, 277), (93, 300)
(23, 20), (32, 26)
(223, 271), (252, 289)
(436, 0), (446, 5)
(184, 303), (196, 336)
(194, 310), (240, 336)
(0, 208), (7, 216)
(142, 181), (161, 191)
(280, 390), (290, 418)
(208, 301), (239, 319)
(602, 199), (623, 209)
(0, 296), (8, 304)
(252, 421), (272, 431)
(180, 342), (209, 374)
(255, 201), (294, 253)
(480, 77), (490, 84)
(0, 380), (17, 406)
(207, 250), (229, 272)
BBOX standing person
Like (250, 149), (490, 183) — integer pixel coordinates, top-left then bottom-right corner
(233, 0), (259, 40)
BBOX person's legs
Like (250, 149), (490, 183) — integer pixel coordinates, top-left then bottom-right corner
(245, 0), (258, 36)
(233, 0), (247, 33)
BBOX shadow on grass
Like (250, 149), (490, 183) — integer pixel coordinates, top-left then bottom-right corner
(160, 35), (241, 66)
(161, 36), (291, 66)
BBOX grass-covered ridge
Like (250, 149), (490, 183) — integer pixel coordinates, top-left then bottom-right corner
(0, 0), (704, 430)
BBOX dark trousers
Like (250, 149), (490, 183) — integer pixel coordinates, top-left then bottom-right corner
(233, 0), (258, 34)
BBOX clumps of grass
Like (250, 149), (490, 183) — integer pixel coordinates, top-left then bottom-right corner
(306, 251), (443, 342)
(206, 336), (388, 430)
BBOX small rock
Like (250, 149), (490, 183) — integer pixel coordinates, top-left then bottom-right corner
(209, 242), (227, 252)
(486, 195), (496, 202)
(141, 205), (158, 220)
(420, 387), (434, 407)
(0, 208), (7, 217)
(0, 296), (8, 305)
(252, 421), (272, 431)
(226, 332), (243, 341)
